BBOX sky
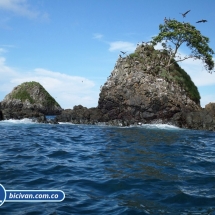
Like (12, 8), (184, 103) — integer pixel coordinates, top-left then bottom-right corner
(0, 0), (215, 108)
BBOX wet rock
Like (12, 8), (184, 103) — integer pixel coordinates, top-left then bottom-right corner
(0, 110), (3, 121)
(171, 110), (215, 131)
(35, 115), (47, 123)
(56, 105), (103, 124)
(205, 102), (215, 116)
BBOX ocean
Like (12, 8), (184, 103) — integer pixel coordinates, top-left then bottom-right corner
(0, 119), (215, 215)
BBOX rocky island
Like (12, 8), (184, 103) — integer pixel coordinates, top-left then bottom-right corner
(56, 43), (215, 131)
(0, 81), (62, 122)
(0, 45), (214, 131)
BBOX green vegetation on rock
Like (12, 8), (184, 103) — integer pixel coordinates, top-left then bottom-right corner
(151, 19), (214, 73)
(12, 87), (35, 103)
(10, 81), (60, 107)
(162, 61), (200, 104)
(128, 44), (200, 104)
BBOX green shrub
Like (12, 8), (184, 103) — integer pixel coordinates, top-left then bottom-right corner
(12, 89), (35, 103)
(129, 53), (139, 59)
(127, 45), (201, 104)
(170, 62), (201, 103)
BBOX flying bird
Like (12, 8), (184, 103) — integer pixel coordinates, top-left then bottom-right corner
(180, 10), (191, 18)
(120, 51), (127, 55)
(196, 19), (207, 23)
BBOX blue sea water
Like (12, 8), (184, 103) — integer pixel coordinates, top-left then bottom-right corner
(0, 119), (215, 215)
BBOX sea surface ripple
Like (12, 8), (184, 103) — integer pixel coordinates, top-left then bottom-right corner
(0, 119), (215, 214)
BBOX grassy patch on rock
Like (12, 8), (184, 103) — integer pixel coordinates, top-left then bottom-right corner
(128, 45), (200, 104)
(10, 81), (60, 107)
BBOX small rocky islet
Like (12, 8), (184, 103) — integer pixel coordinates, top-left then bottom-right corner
(0, 44), (215, 131)
(0, 81), (62, 123)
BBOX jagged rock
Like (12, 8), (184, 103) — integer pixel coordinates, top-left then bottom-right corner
(48, 118), (59, 124)
(1, 81), (62, 120)
(0, 110), (3, 121)
(35, 115), (47, 123)
(205, 103), (215, 116)
(98, 44), (201, 124)
(171, 110), (215, 131)
(56, 105), (102, 124)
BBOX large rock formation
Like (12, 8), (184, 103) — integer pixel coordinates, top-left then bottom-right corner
(98, 44), (201, 125)
(56, 44), (210, 129)
(38, 43), (215, 131)
(1, 81), (62, 120)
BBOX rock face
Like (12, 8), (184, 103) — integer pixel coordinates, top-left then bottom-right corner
(98, 44), (201, 125)
(205, 102), (215, 116)
(1, 81), (62, 119)
(0, 110), (3, 120)
(56, 105), (103, 124)
(171, 110), (215, 131)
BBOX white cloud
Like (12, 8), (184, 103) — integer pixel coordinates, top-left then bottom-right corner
(0, 0), (49, 20)
(154, 42), (163, 50)
(154, 43), (215, 87)
(178, 57), (215, 87)
(109, 41), (136, 53)
(0, 58), (99, 109)
(0, 57), (17, 78)
(93, 33), (103, 39)
(0, 48), (7, 54)
(200, 94), (215, 108)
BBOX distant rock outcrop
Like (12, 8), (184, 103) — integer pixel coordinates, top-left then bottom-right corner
(56, 105), (102, 124)
(171, 109), (215, 131)
(205, 102), (215, 116)
(98, 44), (201, 125)
(1, 81), (62, 120)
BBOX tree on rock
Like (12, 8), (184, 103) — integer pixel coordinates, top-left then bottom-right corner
(151, 19), (215, 73)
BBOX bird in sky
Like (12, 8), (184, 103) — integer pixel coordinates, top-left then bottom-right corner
(120, 51), (127, 55)
(180, 10), (191, 18)
(196, 19), (207, 23)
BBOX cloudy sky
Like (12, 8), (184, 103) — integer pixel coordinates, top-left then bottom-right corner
(0, 0), (214, 108)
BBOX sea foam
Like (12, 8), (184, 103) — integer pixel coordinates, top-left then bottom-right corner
(0, 118), (35, 124)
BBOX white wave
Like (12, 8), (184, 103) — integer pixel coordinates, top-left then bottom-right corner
(129, 123), (181, 130)
(58, 122), (74, 125)
(0, 118), (36, 124)
(95, 121), (181, 130)
(145, 124), (180, 129)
